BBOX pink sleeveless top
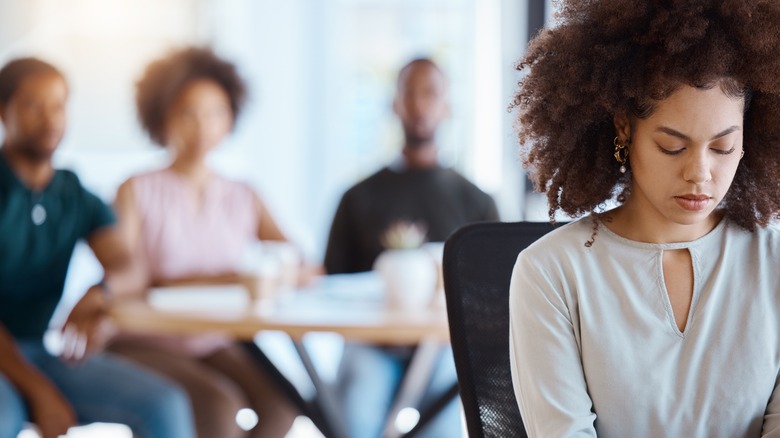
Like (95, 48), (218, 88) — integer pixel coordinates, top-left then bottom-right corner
(126, 168), (260, 356)
(132, 168), (259, 282)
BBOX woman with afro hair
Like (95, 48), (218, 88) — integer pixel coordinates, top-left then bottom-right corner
(509, 1), (780, 436)
(107, 47), (299, 438)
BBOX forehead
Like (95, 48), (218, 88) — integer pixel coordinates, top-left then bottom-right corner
(637, 84), (744, 132)
(12, 72), (68, 101)
(174, 78), (229, 104)
(397, 63), (446, 91)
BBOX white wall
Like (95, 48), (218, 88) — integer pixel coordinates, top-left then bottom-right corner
(0, 0), (529, 318)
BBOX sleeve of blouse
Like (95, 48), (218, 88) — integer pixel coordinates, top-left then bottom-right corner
(509, 249), (598, 437)
(762, 372), (780, 436)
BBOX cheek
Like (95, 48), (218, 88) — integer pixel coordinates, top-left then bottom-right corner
(631, 149), (672, 178)
(629, 150), (679, 196)
(216, 118), (231, 133)
(209, 116), (232, 138)
(426, 102), (447, 119)
(169, 118), (192, 137)
(19, 114), (43, 136)
(49, 111), (67, 133)
(716, 160), (741, 187)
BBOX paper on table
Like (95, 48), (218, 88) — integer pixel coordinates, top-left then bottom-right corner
(148, 284), (251, 312)
(314, 271), (385, 301)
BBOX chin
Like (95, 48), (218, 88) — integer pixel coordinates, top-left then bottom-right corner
(667, 209), (717, 227)
(21, 145), (57, 162)
(405, 132), (435, 146)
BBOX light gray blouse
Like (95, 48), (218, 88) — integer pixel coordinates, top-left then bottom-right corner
(510, 217), (780, 437)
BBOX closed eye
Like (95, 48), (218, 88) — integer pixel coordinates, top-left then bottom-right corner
(712, 147), (736, 155)
(657, 145), (684, 155)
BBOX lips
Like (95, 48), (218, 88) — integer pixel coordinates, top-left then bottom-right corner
(674, 194), (712, 211)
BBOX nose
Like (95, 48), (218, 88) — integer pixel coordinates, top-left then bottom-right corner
(682, 150), (712, 184)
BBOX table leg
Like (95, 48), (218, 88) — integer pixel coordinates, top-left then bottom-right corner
(293, 339), (350, 438)
(240, 341), (333, 437)
(382, 338), (443, 438)
(243, 338), (455, 438)
(402, 383), (459, 438)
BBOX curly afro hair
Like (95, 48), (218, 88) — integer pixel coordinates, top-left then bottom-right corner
(136, 47), (247, 146)
(513, 0), (780, 230)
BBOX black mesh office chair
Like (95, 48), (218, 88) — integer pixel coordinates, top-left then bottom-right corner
(442, 221), (559, 438)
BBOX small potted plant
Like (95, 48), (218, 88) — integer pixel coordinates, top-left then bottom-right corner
(373, 220), (438, 311)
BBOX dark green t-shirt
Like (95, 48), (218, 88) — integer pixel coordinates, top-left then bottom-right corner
(0, 153), (115, 340)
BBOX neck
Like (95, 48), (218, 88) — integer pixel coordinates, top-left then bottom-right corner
(402, 141), (438, 169)
(169, 156), (212, 187)
(604, 199), (720, 244)
(1, 145), (54, 190)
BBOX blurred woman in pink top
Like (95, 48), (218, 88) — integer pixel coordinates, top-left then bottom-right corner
(107, 47), (298, 438)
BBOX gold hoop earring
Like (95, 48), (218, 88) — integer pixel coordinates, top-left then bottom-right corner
(613, 137), (629, 174)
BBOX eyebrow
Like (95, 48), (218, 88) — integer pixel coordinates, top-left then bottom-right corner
(655, 125), (741, 141)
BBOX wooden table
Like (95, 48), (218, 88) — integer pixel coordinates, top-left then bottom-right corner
(109, 273), (455, 438)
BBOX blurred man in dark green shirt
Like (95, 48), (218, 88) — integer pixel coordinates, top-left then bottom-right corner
(0, 57), (195, 438)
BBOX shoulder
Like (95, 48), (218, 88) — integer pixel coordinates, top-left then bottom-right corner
(516, 218), (599, 273)
(54, 169), (102, 202)
(55, 168), (83, 188)
(510, 218), (599, 308)
(520, 218), (594, 254)
(114, 177), (137, 209)
(126, 168), (169, 189)
(342, 167), (389, 199)
(118, 168), (174, 203)
(438, 167), (477, 185)
(357, 167), (392, 186)
(743, 221), (780, 240)
(731, 221), (780, 257)
(117, 169), (168, 206)
(54, 169), (114, 227)
(439, 167), (494, 199)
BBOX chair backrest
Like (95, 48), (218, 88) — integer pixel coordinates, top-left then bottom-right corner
(443, 221), (559, 438)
